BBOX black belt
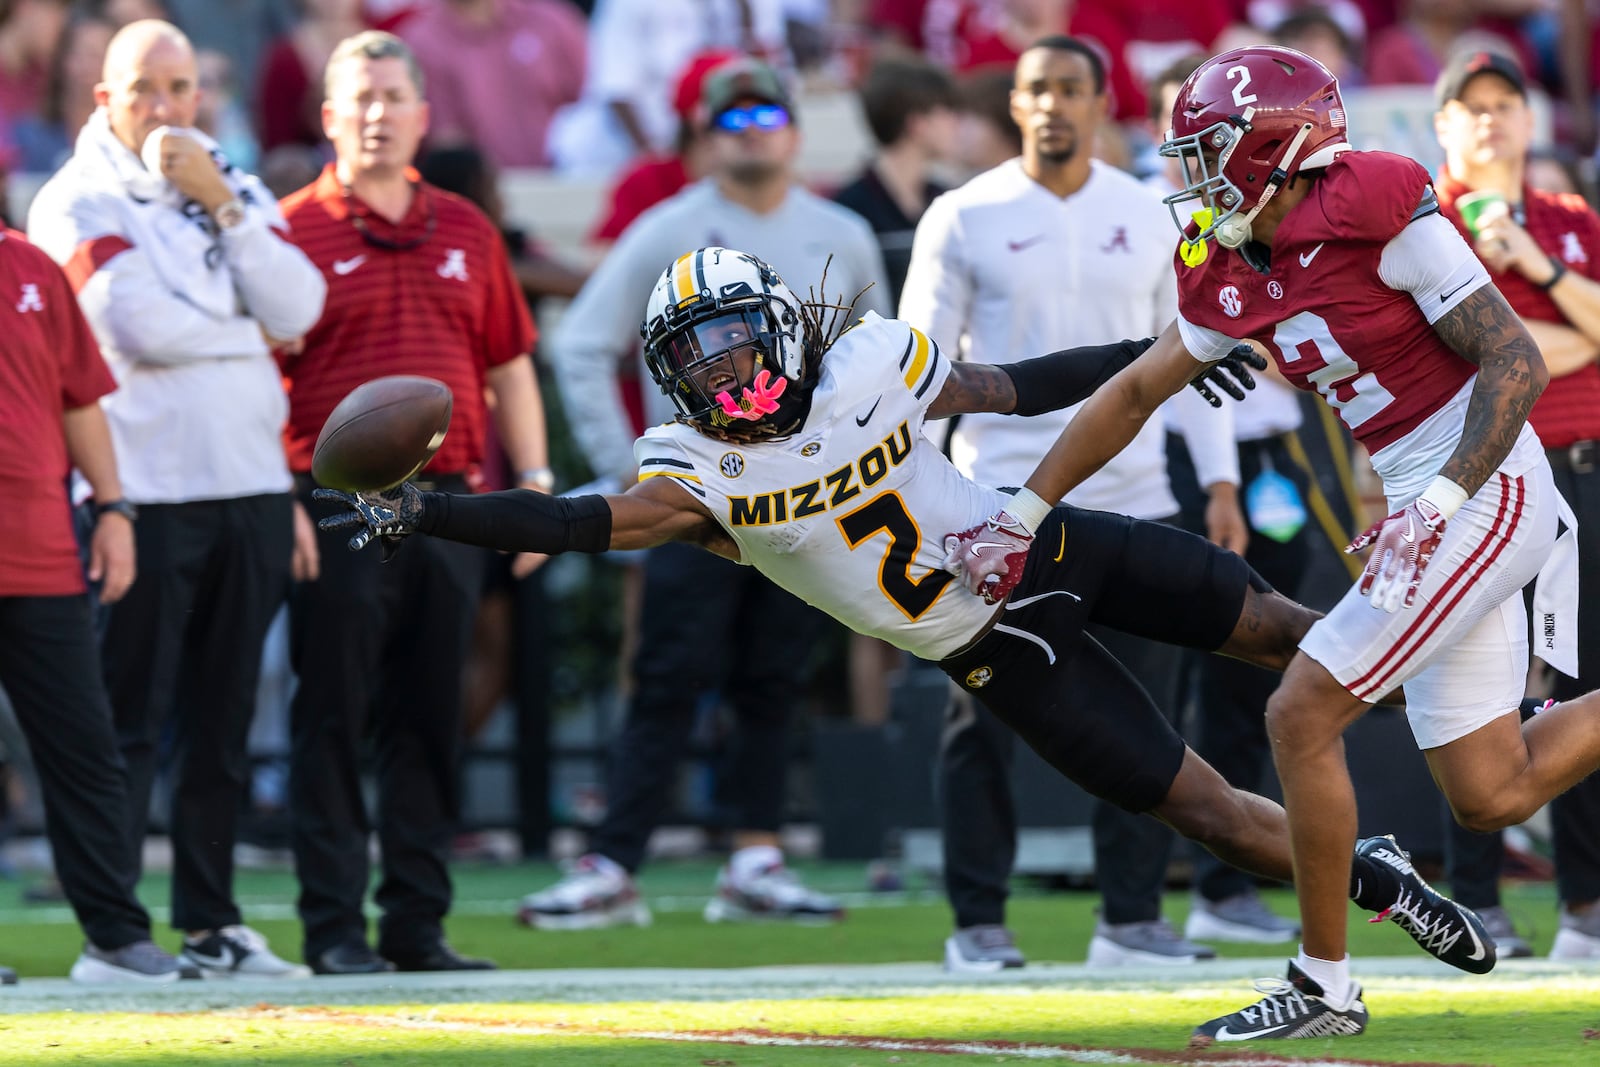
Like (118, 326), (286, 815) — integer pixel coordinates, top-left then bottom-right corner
(1548, 440), (1597, 474)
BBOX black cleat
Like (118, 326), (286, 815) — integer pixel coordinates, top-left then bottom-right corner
(1358, 834), (1496, 974)
(1191, 961), (1367, 1044)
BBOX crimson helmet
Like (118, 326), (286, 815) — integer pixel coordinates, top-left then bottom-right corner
(1159, 46), (1351, 248)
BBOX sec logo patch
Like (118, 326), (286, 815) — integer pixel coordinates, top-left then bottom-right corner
(965, 666), (993, 689)
(801, 442), (822, 457)
(1218, 285), (1243, 318)
(719, 452), (745, 478)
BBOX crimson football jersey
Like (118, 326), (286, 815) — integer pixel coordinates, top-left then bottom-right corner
(1175, 152), (1478, 458)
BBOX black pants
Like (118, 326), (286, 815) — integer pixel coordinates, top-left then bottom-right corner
(1447, 445), (1600, 908)
(0, 595), (150, 948)
(101, 493), (292, 932)
(939, 621), (1184, 928)
(290, 481), (483, 959)
(1186, 436), (1309, 903)
(591, 542), (826, 873)
(937, 505), (1252, 928)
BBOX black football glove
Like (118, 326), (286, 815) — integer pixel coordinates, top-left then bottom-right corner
(1189, 344), (1268, 408)
(313, 481), (425, 562)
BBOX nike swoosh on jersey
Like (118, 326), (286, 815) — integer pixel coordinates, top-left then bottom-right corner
(1052, 525), (1066, 562)
(333, 255), (366, 275)
(855, 397), (882, 427)
(1007, 235), (1046, 252)
(1298, 243), (1325, 267)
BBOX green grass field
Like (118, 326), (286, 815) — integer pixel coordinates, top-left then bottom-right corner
(0, 860), (1596, 1066)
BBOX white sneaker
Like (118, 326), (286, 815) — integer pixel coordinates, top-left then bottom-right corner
(181, 925), (311, 979)
(1185, 890), (1301, 944)
(71, 940), (198, 984)
(1087, 918), (1217, 966)
(517, 853), (651, 930)
(944, 924), (1026, 973)
(703, 845), (845, 924)
(1550, 905), (1600, 960)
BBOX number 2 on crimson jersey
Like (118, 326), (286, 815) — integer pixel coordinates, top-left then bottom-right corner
(837, 491), (953, 621)
(1272, 311), (1395, 430)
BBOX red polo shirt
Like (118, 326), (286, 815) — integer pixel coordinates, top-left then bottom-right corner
(1436, 172), (1600, 450)
(0, 228), (117, 597)
(277, 165), (536, 484)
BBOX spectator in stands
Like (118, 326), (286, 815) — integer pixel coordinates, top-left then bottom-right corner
(13, 8), (114, 172)
(588, 48), (739, 248)
(397, 0), (586, 169)
(831, 50), (958, 726)
(1271, 7), (1361, 82)
(94, 0), (170, 26)
(1366, 0), (1530, 88)
(547, 0), (790, 174)
(256, 0), (368, 154)
(901, 35), (1247, 972)
(279, 29), (549, 975)
(161, 0), (295, 112)
(951, 66), (1021, 176)
(524, 56), (889, 930)
(27, 18), (324, 981)
(1431, 48), (1600, 961)
(0, 0), (70, 127)
(832, 52), (957, 306)
(0, 224), (192, 984)
(195, 48), (260, 171)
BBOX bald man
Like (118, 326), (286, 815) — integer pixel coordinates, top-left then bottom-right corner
(28, 18), (326, 981)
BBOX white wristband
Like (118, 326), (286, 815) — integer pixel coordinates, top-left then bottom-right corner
(1419, 475), (1469, 521)
(1003, 487), (1054, 534)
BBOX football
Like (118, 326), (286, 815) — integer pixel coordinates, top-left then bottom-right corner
(312, 375), (453, 492)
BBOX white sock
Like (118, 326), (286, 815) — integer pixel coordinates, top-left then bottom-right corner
(729, 844), (783, 882)
(1295, 948), (1356, 1009)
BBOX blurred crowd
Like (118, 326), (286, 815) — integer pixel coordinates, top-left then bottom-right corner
(0, 0), (1596, 194)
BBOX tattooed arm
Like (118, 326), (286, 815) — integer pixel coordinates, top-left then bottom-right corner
(1430, 283), (1548, 496)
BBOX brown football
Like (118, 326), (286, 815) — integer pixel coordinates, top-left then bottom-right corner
(312, 376), (453, 491)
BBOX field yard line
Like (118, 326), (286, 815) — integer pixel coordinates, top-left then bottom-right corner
(250, 1007), (1476, 1067)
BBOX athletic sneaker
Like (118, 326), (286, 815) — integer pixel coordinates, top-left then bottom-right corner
(944, 924), (1025, 973)
(1184, 890), (1301, 944)
(1475, 905), (1533, 959)
(703, 846), (844, 923)
(181, 925), (312, 979)
(1357, 834), (1496, 974)
(517, 853), (651, 930)
(70, 940), (199, 984)
(1086, 918), (1217, 966)
(1550, 904), (1600, 960)
(1191, 961), (1368, 1044)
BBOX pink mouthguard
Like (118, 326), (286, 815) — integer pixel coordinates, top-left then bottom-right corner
(715, 369), (787, 420)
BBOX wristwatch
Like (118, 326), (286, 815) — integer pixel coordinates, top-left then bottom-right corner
(95, 499), (139, 523)
(212, 198), (247, 232)
(518, 467), (556, 492)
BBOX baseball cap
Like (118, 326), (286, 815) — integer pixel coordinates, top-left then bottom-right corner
(1434, 49), (1526, 108)
(699, 57), (793, 120)
(674, 49), (742, 122)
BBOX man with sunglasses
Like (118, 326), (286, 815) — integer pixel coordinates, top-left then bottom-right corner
(28, 18), (326, 982)
(528, 57), (890, 931)
(275, 30), (551, 975)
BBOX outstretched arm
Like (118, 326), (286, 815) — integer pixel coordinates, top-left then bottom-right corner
(927, 332), (1263, 420)
(315, 474), (717, 559)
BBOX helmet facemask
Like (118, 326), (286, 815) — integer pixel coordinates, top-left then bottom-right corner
(1161, 111), (1318, 249)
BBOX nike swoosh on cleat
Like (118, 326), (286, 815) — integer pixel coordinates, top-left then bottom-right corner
(1212, 1023), (1291, 1041)
(855, 397), (881, 427)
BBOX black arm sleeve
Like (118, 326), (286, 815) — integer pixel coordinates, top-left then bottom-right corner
(999, 337), (1154, 417)
(416, 490), (613, 554)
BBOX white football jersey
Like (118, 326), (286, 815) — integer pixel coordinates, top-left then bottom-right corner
(634, 312), (1009, 660)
